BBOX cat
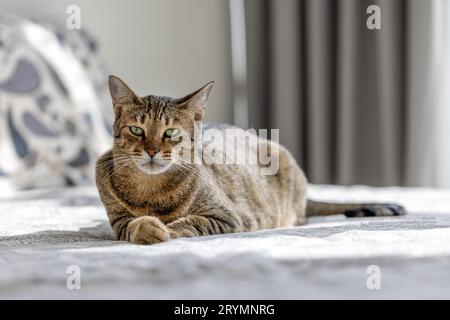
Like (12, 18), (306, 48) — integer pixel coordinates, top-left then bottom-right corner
(95, 75), (405, 245)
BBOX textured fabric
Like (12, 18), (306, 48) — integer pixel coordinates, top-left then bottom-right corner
(245, 0), (450, 187)
(0, 15), (112, 188)
(1, 180), (450, 299)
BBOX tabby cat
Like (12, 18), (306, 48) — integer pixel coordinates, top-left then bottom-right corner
(95, 76), (405, 245)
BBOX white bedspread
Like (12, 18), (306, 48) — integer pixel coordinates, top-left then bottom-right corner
(1, 180), (450, 299)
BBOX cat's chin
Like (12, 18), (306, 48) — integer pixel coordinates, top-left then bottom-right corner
(136, 162), (171, 175)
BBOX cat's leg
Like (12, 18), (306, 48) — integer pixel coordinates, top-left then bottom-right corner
(108, 212), (134, 241)
(167, 211), (243, 238)
(98, 185), (171, 244)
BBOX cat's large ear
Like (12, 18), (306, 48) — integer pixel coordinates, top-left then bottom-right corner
(108, 75), (143, 105)
(176, 81), (214, 121)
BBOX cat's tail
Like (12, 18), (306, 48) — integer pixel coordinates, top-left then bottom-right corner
(306, 200), (406, 218)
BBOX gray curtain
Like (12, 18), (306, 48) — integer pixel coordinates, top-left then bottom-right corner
(245, 0), (449, 187)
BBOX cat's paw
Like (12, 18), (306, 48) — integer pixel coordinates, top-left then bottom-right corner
(127, 216), (171, 245)
(167, 217), (199, 238)
(167, 228), (196, 239)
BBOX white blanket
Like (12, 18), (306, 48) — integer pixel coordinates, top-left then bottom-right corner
(1, 180), (450, 299)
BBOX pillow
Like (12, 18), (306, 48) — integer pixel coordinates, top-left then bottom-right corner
(0, 15), (112, 188)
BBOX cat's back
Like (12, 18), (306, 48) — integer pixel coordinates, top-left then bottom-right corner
(200, 122), (290, 176)
(200, 123), (306, 197)
(199, 123), (307, 228)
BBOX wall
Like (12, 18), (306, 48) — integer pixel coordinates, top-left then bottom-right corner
(0, 0), (234, 123)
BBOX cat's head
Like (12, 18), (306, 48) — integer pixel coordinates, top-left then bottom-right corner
(108, 75), (214, 175)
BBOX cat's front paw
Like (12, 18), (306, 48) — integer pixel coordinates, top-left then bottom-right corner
(127, 216), (170, 245)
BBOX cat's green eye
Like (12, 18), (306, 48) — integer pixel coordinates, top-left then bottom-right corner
(130, 126), (144, 136)
(164, 128), (179, 138)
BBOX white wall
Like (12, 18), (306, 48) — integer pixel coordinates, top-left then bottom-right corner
(0, 0), (233, 123)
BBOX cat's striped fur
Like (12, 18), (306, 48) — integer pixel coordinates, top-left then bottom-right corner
(95, 76), (405, 245)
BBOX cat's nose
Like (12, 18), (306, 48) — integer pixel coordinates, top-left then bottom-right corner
(146, 149), (159, 158)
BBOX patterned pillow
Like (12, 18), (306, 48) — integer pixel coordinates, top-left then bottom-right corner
(0, 15), (112, 188)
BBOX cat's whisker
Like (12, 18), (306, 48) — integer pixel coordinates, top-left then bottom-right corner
(97, 156), (140, 179)
(95, 157), (137, 170)
(171, 159), (211, 181)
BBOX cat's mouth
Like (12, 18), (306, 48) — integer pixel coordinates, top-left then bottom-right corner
(141, 161), (164, 169)
(136, 158), (171, 175)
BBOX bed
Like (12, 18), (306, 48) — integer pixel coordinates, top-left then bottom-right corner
(1, 179), (450, 299)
